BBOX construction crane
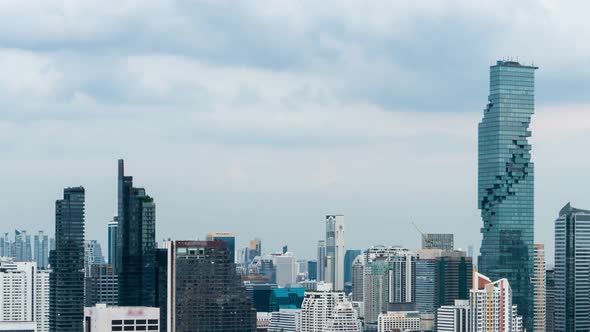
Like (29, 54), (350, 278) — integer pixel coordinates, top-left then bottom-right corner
(411, 222), (432, 248)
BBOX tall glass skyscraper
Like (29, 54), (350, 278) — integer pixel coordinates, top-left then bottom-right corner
(117, 159), (157, 307)
(554, 203), (590, 332)
(49, 186), (85, 332)
(478, 60), (537, 331)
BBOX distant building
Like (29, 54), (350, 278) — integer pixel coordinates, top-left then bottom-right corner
(344, 249), (361, 284)
(324, 301), (362, 332)
(275, 252), (297, 287)
(362, 246), (415, 328)
(437, 300), (470, 332)
(165, 240), (256, 332)
(269, 309), (301, 332)
(377, 311), (421, 332)
(300, 283), (345, 332)
(545, 269), (555, 332)
(351, 255), (363, 302)
(33, 231), (51, 270)
(325, 215), (345, 290)
(307, 260), (317, 281)
(84, 240), (105, 277)
(84, 264), (118, 307)
(207, 232), (236, 263)
(416, 257), (437, 314)
(317, 240), (326, 282)
(422, 233), (454, 251)
(83, 304), (159, 332)
(14, 230), (32, 262)
(49, 187), (85, 332)
(554, 203), (590, 332)
(470, 271), (523, 332)
(533, 244), (546, 332)
(107, 220), (118, 272)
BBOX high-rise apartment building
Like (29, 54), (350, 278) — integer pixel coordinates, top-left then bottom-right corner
(422, 234), (454, 251)
(0, 259), (50, 332)
(351, 255), (363, 302)
(317, 240), (326, 282)
(300, 283), (346, 332)
(207, 232), (236, 263)
(554, 203), (590, 332)
(546, 269), (555, 332)
(470, 271), (523, 332)
(478, 60), (537, 331)
(34, 231), (51, 270)
(363, 246), (416, 328)
(437, 300), (470, 332)
(269, 309), (301, 332)
(117, 159), (157, 308)
(49, 186), (85, 332)
(165, 240), (256, 332)
(533, 243), (546, 332)
(84, 240), (105, 277)
(107, 219), (118, 272)
(84, 264), (118, 307)
(325, 215), (345, 290)
(324, 301), (362, 332)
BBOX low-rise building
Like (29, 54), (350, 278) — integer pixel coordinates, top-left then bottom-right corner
(377, 311), (421, 332)
(83, 304), (160, 332)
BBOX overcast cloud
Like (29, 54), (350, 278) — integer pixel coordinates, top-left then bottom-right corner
(1, 0), (589, 263)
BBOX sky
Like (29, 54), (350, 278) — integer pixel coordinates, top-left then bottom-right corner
(1, 0), (589, 264)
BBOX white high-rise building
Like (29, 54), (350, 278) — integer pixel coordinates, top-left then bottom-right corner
(470, 271), (523, 332)
(377, 311), (421, 332)
(301, 283), (345, 332)
(34, 270), (50, 332)
(268, 309), (301, 332)
(325, 215), (345, 290)
(324, 301), (362, 332)
(533, 243), (545, 332)
(437, 300), (470, 332)
(363, 246), (415, 328)
(0, 258), (49, 332)
(275, 252), (297, 287)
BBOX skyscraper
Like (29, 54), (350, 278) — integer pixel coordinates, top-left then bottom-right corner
(325, 215), (345, 290)
(14, 230), (32, 261)
(317, 240), (326, 282)
(117, 159), (157, 307)
(533, 243), (546, 332)
(206, 232), (236, 263)
(351, 255), (363, 302)
(344, 249), (361, 285)
(554, 203), (590, 332)
(546, 269), (555, 332)
(165, 240), (256, 332)
(307, 260), (317, 281)
(34, 231), (50, 269)
(49, 186), (85, 332)
(84, 240), (105, 277)
(478, 60), (537, 330)
(107, 219), (118, 272)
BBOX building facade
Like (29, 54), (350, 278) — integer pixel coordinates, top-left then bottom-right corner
(554, 203), (590, 332)
(84, 240), (105, 277)
(165, 240), (256, 332)
(269, 309), (301, 332)
(83, 304), (159, 332)
(324, 301), (362, 332)
(206, 232), (236, 263)
(49, 187), (85, 332)
(422, 234), (454, 250)
(275, 252), (297, 287)
(545, 269), (555, 332)
(107, 220), (118, 273)
(351, 255), (363, 302)
(478, 60), (537, 331)
(533, 243), (546, 332)
(317, 240), (326, 282)
(437, 300), (470, 332)
(470, 271), (523, 332)
(377, 311), (421, 332)
(325, 215), (345, 291)
(117, 159), (157, 308)
(300, 283), (346, 332)
(34, 231), (50, 270)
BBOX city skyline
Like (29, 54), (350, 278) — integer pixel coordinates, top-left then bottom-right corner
(2, 2), (590, 263)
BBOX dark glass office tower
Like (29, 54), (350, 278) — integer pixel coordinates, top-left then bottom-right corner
(49, 187), (85, 332)
(107, 219), (118, 272)
(166, 240), (256, 332)
(478, 60), (537, 330)
(546, 269), (555, 332)
(117, 159), (157, 307)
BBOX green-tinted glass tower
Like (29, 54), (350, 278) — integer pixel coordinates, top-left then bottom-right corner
(478, 60), (537, 331)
